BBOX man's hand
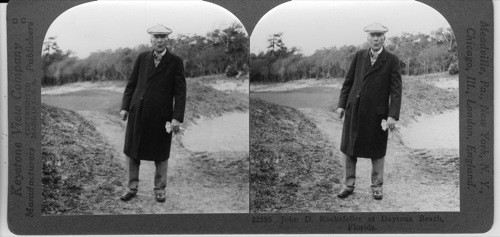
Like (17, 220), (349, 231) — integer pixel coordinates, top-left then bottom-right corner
(387, 117), (396, 131)
(171, 119), (181, 133)
(336, 108), (345, 119)
(120, 110), (129, 121)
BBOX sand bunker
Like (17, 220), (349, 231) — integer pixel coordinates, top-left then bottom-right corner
(400, 110), (459, 149)
(42, 82), (124, 95)
(251, 79), (342, 92)
(431, 80), (458, 90)
(182, 112), (249, 152)
(208, 80), (249, 94)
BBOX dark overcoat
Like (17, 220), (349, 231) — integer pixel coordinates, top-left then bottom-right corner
(121, 50), (186, 161)
(337, 48), (402, 159)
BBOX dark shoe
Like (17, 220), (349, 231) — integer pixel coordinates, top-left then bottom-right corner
(156, 193), (166, 202)
(337, 188), (354, 198)
(373, 190), (383, 200)
(120, 191), (136, 201)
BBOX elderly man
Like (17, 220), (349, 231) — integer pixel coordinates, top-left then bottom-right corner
(336, 23), (402, 200)
(119, 24), (186, 202)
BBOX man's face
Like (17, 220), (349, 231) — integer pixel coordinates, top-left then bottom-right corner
(151, 34), (168, 53)
(367, 33), (385, 51)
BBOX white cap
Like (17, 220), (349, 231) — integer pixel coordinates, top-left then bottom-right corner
(147, 24), (172, 35)
(364, 23), (388, 33)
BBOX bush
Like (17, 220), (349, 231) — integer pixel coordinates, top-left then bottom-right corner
(225, 65), (239, 77)
(448, 61), (459, 75)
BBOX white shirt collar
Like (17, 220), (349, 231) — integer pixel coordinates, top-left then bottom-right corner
(155, 49), (167, 57)
(370, 46), (383, 56)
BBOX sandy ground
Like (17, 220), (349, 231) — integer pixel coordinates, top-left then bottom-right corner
(183, 112), (249, 152)
(41, 81), (125, 95)
(400, 110), (459, 149)
(252, 84), (459, 212)
(42, 78), (250, 95)
(42, 83), (249, 214)
(250, 78), (342, 92)
(432, 80), (459, 90)
(421, 75), (459, 91)
(300, 108), (459, 212)
(207, 79), (249, 94)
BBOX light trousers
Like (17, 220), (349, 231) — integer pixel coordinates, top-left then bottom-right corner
(127, 156), (168, 194)
(343, 153), (384, 192)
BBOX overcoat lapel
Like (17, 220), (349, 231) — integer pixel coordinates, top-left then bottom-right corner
(145, 51), (156, 77)
(362, 50), (372, 77)
(148, 51), (171, 80)
(364, 49), (387, 79)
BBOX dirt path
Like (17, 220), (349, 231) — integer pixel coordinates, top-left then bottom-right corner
(252, 84), (459, 212)
(299, 108), (459, 212)
(43, 88), (248, 214)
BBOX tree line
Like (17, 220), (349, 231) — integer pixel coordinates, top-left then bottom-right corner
(250, 27), (458, 83)
(42, 23), (249, 86)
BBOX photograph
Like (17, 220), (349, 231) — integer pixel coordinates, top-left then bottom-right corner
(2, 0), (495, 235)
(250, 1), (459, 213)
(40, 1), (249, 215)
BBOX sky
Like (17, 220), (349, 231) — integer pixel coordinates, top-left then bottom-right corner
(44, 1), (244, 58)
(45, 1), (452, 58)
(250, 0), (452, 55)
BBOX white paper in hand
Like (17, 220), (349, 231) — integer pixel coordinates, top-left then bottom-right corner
(165, 122), (172, 133)
(381, 119), (387, 131)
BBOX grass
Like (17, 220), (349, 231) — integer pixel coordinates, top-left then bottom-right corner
(250, 72), (459, 127)
(399, 73), (458, 126)
(409, 71), (457, 82)
(250, 98), (342, 213)
(408, 148), (459, 179)
(249, 72), (459, 212)
(95, 78), (250, 124)
(184, 79), (248, 125)
(41, 104), (126, 215)
(42, 75), (249, 215)
(192, 73), (248, 83)
(385, 73), (459, 182)
(400, 73), (459, 179)
(251, 72), (458, 120)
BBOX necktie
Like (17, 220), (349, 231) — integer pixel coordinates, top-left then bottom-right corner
(370, 51), (379, 65)
(154, 53), (162, 67)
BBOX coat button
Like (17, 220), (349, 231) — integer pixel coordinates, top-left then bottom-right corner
(356, 94), (360, 98)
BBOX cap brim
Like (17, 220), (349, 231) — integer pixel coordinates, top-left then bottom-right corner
(366, 31), (387, 33)
(148, 31), (172, 35)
